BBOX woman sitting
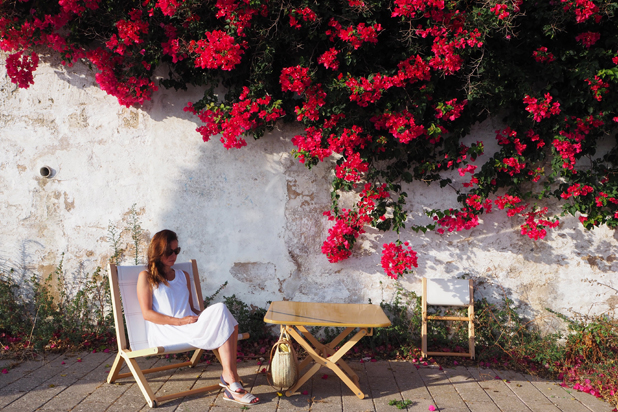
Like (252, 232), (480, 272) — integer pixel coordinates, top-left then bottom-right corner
(137, 229), (259, 405)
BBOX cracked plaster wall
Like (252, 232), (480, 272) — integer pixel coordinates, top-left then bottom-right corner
(1, 54), (616, 328)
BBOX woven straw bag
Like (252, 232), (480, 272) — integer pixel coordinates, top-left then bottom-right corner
(267, 329), (299, 391)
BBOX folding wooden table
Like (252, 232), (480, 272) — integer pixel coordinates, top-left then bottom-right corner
(264, 301), (391, 399)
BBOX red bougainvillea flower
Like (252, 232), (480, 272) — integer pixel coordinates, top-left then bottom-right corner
(533, 47), (555, 63)
(520, 207), (559, 240)
(371, 110), (426, 143)
(381, 241), (418, 279)
(523, 93), (561, 122)
(280, 65), (312, 93)
(562, 0), (600, 23)
(318, 47), (340, 70)
(575, 31), (601, 48)
(190, 30), (245, 71)
(155, 0), (185, 16)
(5, 50), (38, 88)
(585, 76), (609, 101)
(435, 98), (467, 121)
(490, 4), (510, 20)
(495, 194), (526, 217)
(335, 152), (369, 182)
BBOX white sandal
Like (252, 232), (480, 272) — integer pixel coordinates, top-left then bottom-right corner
(223, 388), (260, 405)
(219, 375), (244, 392)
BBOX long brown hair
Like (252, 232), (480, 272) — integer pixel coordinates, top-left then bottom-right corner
(147, 229), (178, 288)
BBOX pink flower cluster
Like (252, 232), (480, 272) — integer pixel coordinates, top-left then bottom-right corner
(106, 10), (149, 56)
(280, 66), (312, 93)
(560, 183), (593, 199)
(523, 93), (561, 122)
(292, 127), (331, 163)
(58, 0), (100, 15)
(526, 129), (546, 149)
(561, 0), (600, 23)
(495, 195), (526, 216)
(318, 48), (340, 70)
(532, 47), (556, 63)
(289, 7), (317, 29)
(417, 26), (483, 75)
(496, 127), (527, 154)
(520, 207), (559, 240)
(465, 195), (491, 212)
(372, 111), (426, 144)
(490, 4), (510, 20)
(392, 0), (445, 18)
(292, 123), (372, 165)
(381, 242), (418, 279)
(434, 209), (480, 233)
(214, 0), (261, 37)
(161, 24), (186, 63)
(575, 32), (601, 48)
(458, 164), (477, 176)
(585, 76), (609, 101)
(5, 50), (38, 88)
(498, 157), (526, 176)
(326, 19), (382, 50)
(322, 184), (389, 263)
(185, 89), (285, 149)
(336, 152), (369, 182)
(294, 84), (326, 121)
(190, 30), (245, 71)
(344, 55), (431, 106)
(595, 192), (618, 207)
(329, 125), (369, 156)
(435, 98), (467, 121)
(155, 0), (186, 17)
(86, 48), (158, 107)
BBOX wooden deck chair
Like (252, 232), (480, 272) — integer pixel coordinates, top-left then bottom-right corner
(107, 260), (249, 408)
(421, 277), (474, 359)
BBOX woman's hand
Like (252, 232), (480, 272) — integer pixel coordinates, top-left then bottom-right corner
(175, 315), (198, 326)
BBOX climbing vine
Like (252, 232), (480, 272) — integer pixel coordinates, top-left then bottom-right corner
(2, 0), (618, 276)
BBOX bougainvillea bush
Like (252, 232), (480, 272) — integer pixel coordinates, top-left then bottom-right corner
(2, 0), (618, 275)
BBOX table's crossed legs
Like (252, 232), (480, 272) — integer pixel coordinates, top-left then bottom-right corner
(283, 325), (370, 399)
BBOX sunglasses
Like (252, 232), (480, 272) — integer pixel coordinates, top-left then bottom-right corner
(165, 247), (181, 256)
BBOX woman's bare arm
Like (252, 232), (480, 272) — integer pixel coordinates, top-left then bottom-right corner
(183, 271), (202, 316)
(137, 270), (198, 326)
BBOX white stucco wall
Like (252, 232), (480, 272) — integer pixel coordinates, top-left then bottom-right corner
(1, 53), (616, 329)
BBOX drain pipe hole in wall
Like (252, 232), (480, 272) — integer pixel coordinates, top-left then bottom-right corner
(40, 166), (54, 178)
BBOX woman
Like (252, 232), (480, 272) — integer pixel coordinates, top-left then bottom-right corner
(137, 229), (259, 405)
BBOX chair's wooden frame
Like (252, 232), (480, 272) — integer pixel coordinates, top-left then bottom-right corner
(421, 277), (475, 359)
(107, 260), (248, 408)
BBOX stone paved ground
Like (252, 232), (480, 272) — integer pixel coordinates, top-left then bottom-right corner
(0, 352), (615, 412)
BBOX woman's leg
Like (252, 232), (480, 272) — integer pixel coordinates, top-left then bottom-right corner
(219, 325), (240, 384)
(218, 325), (259, 403)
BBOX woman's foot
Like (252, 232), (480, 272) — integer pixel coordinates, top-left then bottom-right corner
(220, 374), (244, 392)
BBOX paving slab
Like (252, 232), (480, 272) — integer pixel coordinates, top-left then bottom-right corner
(341, 359), (375, 412)
(417, 365), (469, 411)
(38, 353), (117, 411)
(3, 351), (109, 412)
(442, 366), (499, 412)
(525, 376), (597, 412)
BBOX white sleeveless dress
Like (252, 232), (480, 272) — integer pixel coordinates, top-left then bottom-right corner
(145, 269), (238, 350)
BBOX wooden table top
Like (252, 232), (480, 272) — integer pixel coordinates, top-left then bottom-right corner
(264, 301), (392, 328)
